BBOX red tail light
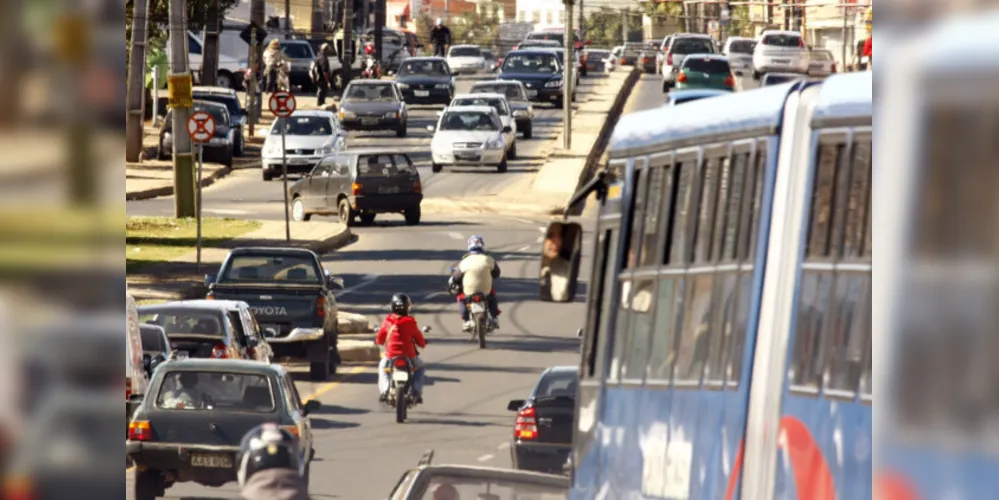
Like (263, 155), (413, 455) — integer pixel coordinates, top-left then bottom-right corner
(514, 406), (538, 440)
(128, 420), (153, 441)
(316, 295), (326, 318)
(351, 183), (363, 195)
(413, 180), (422, 194)
(667, 54), (673, 65)
(473, 295), (482, 302)
(724, 75), (735, 87)
(211, 343), (229, 359)
(393, 358), (409, 368)
(677, 72), (687, 83)
(3, 477), (35, 500)
(619, 57), (626, 64)
(831, 63), (837, 73)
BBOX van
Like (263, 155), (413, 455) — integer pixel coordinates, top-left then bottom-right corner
(164, 31), (249, 90)
(126, 293), (147, 423)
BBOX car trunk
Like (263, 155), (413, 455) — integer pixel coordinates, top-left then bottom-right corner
(168, 334), (225, 358)
(760, 35), (804, 61)
(357, 173), (417, 196)
(210, 284), (322, 339)
(149, 407), (276, 446)
(532, 395), (575, 445)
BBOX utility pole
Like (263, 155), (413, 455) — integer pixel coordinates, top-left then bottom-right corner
(445, 0), (450, 22)
(312, 0), (324, 37)
(341, 0), (354, 88)
(374, 0), (385, 62)
(169, 0), (196, 217)
(53, 1), (96, 205)
(563, 0), (573, 151)
(578, 0), (584, 43)
(840, 3), (848, 71)
(125, 0), (150, 162)
(248, 0), (264, 136)
(285, 0), (292, 35)
(201, 0), (222, 87)
(621, 9), (628, 44)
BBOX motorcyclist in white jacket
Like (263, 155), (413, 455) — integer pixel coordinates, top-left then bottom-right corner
(451, 236), (501, 331)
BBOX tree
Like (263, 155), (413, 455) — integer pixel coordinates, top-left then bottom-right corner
(585, 8), (642, 48)
(126, 0), (241, 64)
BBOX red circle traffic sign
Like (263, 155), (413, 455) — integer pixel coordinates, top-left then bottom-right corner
(269, 91), (297, 117)
(187, 111), (216, 143)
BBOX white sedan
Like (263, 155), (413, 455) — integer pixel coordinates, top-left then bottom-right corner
(448, 93), (517, 159)
(260, 110), (345, 181)
(446, 45), (487, 75)
(428, 105), (513, 174)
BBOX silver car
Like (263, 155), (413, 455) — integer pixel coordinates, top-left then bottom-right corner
(449, 93), (518, 158)
(807, 49), (837, 77)
(723, 36), (756, 77)
(428, 105), (513, 174)
(752, 30), (810, 78)
(446, 45), (487, 75)
(469, 80), (535, 139)
(261, 110), (346, 181)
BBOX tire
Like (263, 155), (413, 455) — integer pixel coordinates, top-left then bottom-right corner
(395, 387), (407, 423)
(292, 197), (311, 222)
(133, 469), (161, 500)
(522, 122), (532, 139)
(359, 213), (376, 225)
(262, 169), (273, 181)
(497, 156), (508, 173)
(509, 141), (517, 160)
(224, 151), (234, 169)
(396, 123), (407, 137)
(338, 198), (356, 226)
(216, 71), (234, 89)
(553, 98), (563, 109)
(475, 315), (486, 349)
(404, 205), (421, 225)
(156, 138), (167, 160)
(753, 70), (761, 80)
(235, 134), (245, 156)
(662, 80), (669, 93)
(431, 163), (443, 173)
(309, 339), (331, 381)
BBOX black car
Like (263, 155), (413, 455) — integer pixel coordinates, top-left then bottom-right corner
(205, 247), (343, 381)
(192, 86), (247, 156)
(507, 366), (578, 473)
(140, 324), (170, 371)
(137, 301), (261, 361)
(289, 149), (422, 226)
(395, 57), (455, 106)
(126, 358), (320, 500)
(277, 39), (318, 91)
(499, 49), (574, 108)
(338, 80), (408, 137)
(157, 100), (235, 168)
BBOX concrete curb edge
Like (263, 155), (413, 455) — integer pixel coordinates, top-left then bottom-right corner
(125, 164), (233, 201)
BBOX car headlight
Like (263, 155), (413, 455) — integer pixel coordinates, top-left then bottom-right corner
(435, 84), (449, 89)
(397, 83), (409, 89)
(485, 137), (504, 149)
(340, 110), (357, 120)
(317, 143), (336, 155)
(513, 110), (523, 117)
(384, 112), (399, 119)
(545, 79), (563, 88)
(262, 142), (280, 157)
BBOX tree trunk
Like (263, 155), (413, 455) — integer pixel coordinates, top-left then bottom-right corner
(126, 0), (151, 162)
(200, 0), (222, 87)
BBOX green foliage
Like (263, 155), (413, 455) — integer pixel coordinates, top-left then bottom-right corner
(725, 5), (756, 38)
(584, 8), (643, 48)
(413, 4), (503, 51)
(126, 0), (241, 54)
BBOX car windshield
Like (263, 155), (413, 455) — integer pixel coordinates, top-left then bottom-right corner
(536, 370), (578, 398)
(220, 254), (322, 283)
(472, 84), (526, 101)
(728, 40), (756, 54)
(282, 43), (313, 59)
(683, 57), (731, 73)
(453, 97), (508, 116)
(811, 50), (833, 60)
(762, 34), (802, 47)
(140, 327), (167, 352)
(272, 116), (333, 136)
(398, 60), (449, 76)
(155, 371), (275, 411)
(193, 93), (240, 115)
(502, 53), (559, 74)
(450, 46), (481, 57)
(345, 83), (398, 101)
(440, 111), (500, 131)
(418, 476), (568, 499)
(139, 310), (224, 336)
(671, 38), (715, 54)
(520, 41), (559, 49)
(357, 154), (417, 178)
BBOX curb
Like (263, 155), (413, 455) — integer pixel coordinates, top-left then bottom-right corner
(420, 197), (563, 217)
(338, 340), (380, 363)
(126, 164), (232, 201)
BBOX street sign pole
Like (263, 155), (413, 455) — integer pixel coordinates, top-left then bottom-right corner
(196, 143), (204, 273)
(281, 125), (290, 241)
(269, 91), (296, 242)
(187, 111), (216, 273)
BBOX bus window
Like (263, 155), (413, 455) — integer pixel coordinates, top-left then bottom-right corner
(842, 141), (872, 258)
(826, 275), (869, 393)
(860, 282), (872, 398)
(805, 144), (846, 259)
(621, 278), (656, 381)
(789, 272), (834, 391)
(705, 273), (737, 384)
(647, 278), (680, 382)
(585, 227), (620, 378)
(626, 167), (649, 269)
(639, 166), (665, 267)
(709, 157), (732, 262)
(660, 162), (680, 265)
(742, 149), (767, 260)
(720, 154), (749, 262)
(693, 156), (724, 263)
(673, 274), (715, 384)
(610, 280), (633, 381)
(726, 274), (753, 387)
(668, 161), (698, 265)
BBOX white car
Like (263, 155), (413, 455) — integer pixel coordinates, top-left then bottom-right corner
(807, 49), (837, 77)
(448, 93), (518, 158)
(446, 45), (487, 75)
(260, 110), (346, 181)
(752, 30), (810, 78)
(660, 34), (716, 91)
(428, 105), (513, 174)
(722, 36), (756, 77)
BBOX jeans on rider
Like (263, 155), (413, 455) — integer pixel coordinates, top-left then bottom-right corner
(265, 68), (280, 92)
(458, 291), (500, 321)
(378, 356), (425, 397)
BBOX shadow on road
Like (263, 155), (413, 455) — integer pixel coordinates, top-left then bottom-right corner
(404, 417), (503, 427)
(309, 404), (371, 416)
(311, 418), (362, 430)
(427, 362), (541, 375)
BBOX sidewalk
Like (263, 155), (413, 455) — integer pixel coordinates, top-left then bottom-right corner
(126, 123), (236, 201)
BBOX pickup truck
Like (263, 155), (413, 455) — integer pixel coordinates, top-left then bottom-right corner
(205, 247), (344, 381)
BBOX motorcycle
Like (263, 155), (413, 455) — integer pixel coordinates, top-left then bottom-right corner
(362, 43), (382, 79)
(447, 270), (495, 349)
(383, 326), (431, 423)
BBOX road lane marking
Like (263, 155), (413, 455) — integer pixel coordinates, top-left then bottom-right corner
(303, 365), (368, 401)
(447, 231), (464, 241)
(423, 291), (450, 300)
(497, 442), (511, 450)
(477, 454), (495, 462)
(204, 208), (251, 215)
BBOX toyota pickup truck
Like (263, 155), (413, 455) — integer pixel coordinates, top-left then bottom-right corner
(204, 247), (344, 381)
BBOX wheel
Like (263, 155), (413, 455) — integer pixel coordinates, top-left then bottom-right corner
(522, 122), (532, 139)
(396, 123), (407, 137)
(497, 156), (508, 173)
(292, 197), (311, 222)
(431, 163), (442, 173)
(508, 141), (517, 160)
(662, 80), (669, 93)
(475, 316), (487, 349)
(224, 151), (234, 168)
(235, 134), (245, 156)
(554, 98), (563, 109)
(309, 341), (331, 381)
(395, 387), (407, 423)
(156, 139), (167, 160)
(753, 70), (761, 80)
(359, 213), (376, 225)
(404, 205), (421, 225)
(133, 469), (161, 500)
(262, 169), (273, 181)
(338, 198), (356, 226)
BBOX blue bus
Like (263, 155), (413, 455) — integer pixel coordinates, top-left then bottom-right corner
(540, 70), (872, 498)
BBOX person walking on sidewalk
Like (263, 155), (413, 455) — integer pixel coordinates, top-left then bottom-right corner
(263, 39), (288, 93)
(312, 43), (334, 106)
(430, 18), (452, 58)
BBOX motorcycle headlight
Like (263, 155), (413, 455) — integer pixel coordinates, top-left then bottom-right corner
(435, 84), (449, 89)
(545, 79), (563, 88)
(397, 83), (410, 89)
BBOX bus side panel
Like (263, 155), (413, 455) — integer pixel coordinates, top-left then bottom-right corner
(599, 387), (645, 496)
(570, 383), (602, 499)
(884, 445), (999, 499)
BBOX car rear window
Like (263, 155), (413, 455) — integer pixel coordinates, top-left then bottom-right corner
(193, 93), (240, 115)
(453, 97), (509, 116)
(811, 50), (833, 60)
(221, 254), (321, 283)
(357, 154), (417, 178)
(762, 34), (802, 47)
(535, 370), (578, 398)
(683, 57), (731, 73)
(140, 326), (167, 352)
(526, 32), (564, 45)
(281, 43), (313, 59)
(472, 84), (526, 100)
(140, 311), (224, 336)
(450, 46), (481, 57)
(156, 371), (275, 411)
(728, 40), (756, 54)
(671, 38), (715, 54)
(418, 476), (568, 499)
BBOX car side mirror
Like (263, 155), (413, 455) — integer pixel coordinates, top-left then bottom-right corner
(303, 399), (321, 415)
(328, 275), (345, 288)
(507, 399), (526, 412)
(204, 274), (217, 287)
(502, 126), (512, 133)
(421, 326), (432, 334)
(539, 221), (584, 303)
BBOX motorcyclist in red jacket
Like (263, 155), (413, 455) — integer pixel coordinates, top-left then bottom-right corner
(375, 293), (427, 403)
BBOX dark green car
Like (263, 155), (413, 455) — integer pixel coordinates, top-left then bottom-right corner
(674, 54), (736, 92)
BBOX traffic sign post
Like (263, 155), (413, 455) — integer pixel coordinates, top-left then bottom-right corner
(187, 111), (216, 273)
(269, 91), (297, 242)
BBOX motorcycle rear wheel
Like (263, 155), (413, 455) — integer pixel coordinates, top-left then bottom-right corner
(395, 387), (407, 423)
(476, 316), (486, 349)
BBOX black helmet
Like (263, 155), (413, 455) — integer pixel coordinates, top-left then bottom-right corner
(390, 293), (412, 316)
(236, 423), (303, 487)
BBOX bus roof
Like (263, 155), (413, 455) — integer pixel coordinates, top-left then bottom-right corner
(811, 71), (873, 128)
(608, 83), (794, 158)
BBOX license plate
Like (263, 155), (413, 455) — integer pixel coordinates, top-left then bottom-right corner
(470, 303), (486, 314)
(361, 118), (379, 125)
(774, 59), (790, 64)
(527, 90), (538, 97)
(191, 453), (233, 468)
(414, 90), (430, 97)
(289, 158), (309, 165)
(378, 186), (399, 194)
(392, 370), (410, 382)
(456, 152), (479, 160)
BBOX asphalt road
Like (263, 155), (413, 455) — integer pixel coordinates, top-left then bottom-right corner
(126, 75), (608, 222)
(125, 72), (666, 500)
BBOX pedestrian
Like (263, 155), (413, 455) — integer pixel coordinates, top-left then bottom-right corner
(237, 423), (309, 500)
(263, 39), (288, 93)
(312, 43), (334, 106)
(430, 18), (452, 58)
(862, 37), (872, 70)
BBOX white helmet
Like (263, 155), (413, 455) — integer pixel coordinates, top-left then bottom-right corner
(435, 17), (443, 25)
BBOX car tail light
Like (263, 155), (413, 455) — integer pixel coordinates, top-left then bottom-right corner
(831, 63), (837, 73)
(211, 343), (229, 359)
(282, 425), (300, 438)
(473, 295), (482, 302)
(352, 183), (363, 195)
(316, 295), (326, 318)
(413, 180), (422, 194)
(667, 54), (673, 65)
(677, 72), (687, 83)
(619, 57), (626, 64)
(394, 358), (409, 368)
(3, 476), (35, 500)
(724, 75), (735, 87)
(128, 420), (153, 441)
(514, 406), (538, 440)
